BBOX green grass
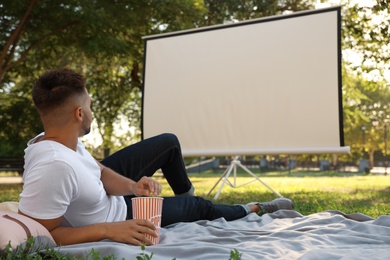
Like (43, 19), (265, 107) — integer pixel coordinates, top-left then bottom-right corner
(158, 170), (390, 218)
(1, 170), (389, 259)
(0, 183), (23, 202)
(1, 170), (389, 218)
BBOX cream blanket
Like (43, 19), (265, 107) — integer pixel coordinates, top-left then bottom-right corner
(53, 210), (390, 259)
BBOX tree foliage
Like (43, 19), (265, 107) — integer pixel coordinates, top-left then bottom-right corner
(340, 0), (390, 166)
(342, 66), (389, 165)
(0, 0), (388, 166)
(203, 0), (316, 24)
(342, 0), (390, 78)
(0, 0), (316, 156)
(0, 0), (207, 155)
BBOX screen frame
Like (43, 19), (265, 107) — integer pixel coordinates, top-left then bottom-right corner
(141, 6), (349, 156)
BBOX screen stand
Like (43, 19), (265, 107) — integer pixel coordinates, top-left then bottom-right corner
(207, 156), (283, 200)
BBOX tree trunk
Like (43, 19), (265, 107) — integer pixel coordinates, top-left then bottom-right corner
(369, 150), (375, 169)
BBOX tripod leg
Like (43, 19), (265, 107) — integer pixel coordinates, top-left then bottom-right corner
(237, 161), (283, 198)
(206, 165), (230, 196)
(212, 163), (235, 200)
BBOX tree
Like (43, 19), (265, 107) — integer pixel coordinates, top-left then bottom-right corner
(0, 84), (41, 156)
(340, 0), (390, 169)
(5, 0), (383, 164)
(342, 0), (390, 78)
(360, 84), (390, 168)
(0, 0), (139, 155)
(0, 0), (208, 156)
(202, 0), (316, 25)
(342, 65), (390, 168)
(81, 1), (209, 154)
(1, 0), (133, 81)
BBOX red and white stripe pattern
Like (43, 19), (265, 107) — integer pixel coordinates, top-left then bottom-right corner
(131, 197), (163, 244)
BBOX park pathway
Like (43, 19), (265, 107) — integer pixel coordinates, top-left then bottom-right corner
(0, 167), (388, 185)
(0, 176), (22, 184)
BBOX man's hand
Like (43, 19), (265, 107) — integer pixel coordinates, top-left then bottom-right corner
(20, 210), (158, 246)
(133, 176), (162, 197)
(50, 218), (158, 246)
(104, 219), (158, 246)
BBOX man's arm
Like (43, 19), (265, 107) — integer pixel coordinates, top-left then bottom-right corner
(96, 160), (162, 196)
(18, 210), (158, 246)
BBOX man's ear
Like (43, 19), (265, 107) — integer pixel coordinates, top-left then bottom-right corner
(75, 107), (83, 121)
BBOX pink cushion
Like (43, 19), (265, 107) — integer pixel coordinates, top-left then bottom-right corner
(0, 210), (56, 255)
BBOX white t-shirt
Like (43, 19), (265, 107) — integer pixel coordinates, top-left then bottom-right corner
(19, 133), (127, 227)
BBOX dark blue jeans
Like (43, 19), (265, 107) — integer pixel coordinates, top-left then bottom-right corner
(101, 133), (247, 227)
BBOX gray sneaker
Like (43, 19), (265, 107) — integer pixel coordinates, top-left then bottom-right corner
(259, 198), (294, 213)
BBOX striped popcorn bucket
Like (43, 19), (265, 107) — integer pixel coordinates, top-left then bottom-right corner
(131, 197), (164, 245)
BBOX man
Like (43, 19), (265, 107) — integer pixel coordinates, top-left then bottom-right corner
(19, 68), (293, 246)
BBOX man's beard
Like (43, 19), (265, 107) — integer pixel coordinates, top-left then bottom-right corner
(80, 120), (91, 136)
(83, 126), (91, 136)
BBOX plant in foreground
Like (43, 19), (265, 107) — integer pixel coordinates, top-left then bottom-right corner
(136, 245), (154, 260)
(229, 249), (242, 260)
(1, 238), (241, 260)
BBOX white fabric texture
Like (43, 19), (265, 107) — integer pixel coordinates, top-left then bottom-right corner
(52, 210), (390, 259)
(19, 133), (126, 227)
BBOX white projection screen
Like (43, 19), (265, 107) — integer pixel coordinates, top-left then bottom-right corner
(142, 6), (350, 157)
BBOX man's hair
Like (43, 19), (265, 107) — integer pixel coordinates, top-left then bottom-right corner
(32, 68), (86, 112)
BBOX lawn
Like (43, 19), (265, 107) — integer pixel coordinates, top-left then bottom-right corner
(1, 170), (389, 218)
(159, 170), (390, 218)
